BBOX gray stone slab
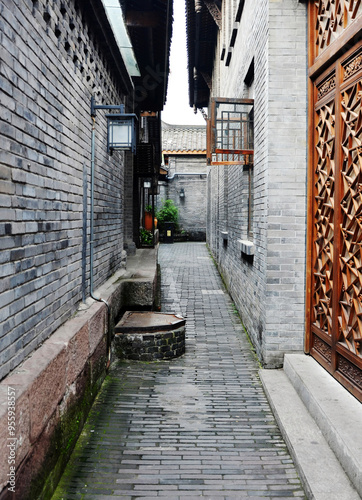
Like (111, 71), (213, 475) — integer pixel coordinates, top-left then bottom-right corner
(284, 354), (362, 497)
(260, 367), (360, 500)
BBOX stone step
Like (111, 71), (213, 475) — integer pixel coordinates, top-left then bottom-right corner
(260, 354), (362, 500)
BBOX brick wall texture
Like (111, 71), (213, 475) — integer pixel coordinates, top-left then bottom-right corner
(0, 0), (131, 379)
(159, 155), (207, 240)
(208, 0), (308, 367)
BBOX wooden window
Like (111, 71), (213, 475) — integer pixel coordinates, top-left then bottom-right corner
(209, 98), (254, 166)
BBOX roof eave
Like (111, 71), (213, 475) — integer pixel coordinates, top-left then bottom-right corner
(121, 0), (173, 111)
(185, 0), (219, 109)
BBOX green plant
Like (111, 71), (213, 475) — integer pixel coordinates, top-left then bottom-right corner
(156, 199), (179, 231)
(145, 204), (153, 213)
(140, 228), (153, 246)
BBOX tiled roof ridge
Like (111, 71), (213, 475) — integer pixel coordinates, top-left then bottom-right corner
(161, 120), (206, 152)
(163, 149), (206, 154)
(161, 120), (206, 130)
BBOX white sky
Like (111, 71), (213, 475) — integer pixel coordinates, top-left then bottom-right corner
(161, 0), (206, 126)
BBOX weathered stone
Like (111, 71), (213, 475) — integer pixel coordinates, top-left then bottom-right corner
(114, 311), (186, 361)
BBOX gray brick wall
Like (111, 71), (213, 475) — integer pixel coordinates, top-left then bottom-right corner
(208, 0), (307, 367)
(124, 152), (135, 250)
(158, 155), (207, 240)
(0, 0), (130, 379)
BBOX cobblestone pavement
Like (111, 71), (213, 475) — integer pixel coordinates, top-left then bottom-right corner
(53, 243), (306, 500)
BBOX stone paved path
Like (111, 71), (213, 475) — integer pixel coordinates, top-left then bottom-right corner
(53, 242), (306, 499)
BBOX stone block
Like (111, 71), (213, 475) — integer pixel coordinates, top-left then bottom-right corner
(0, 386), (11, 490)
(49, 317), (91, 386)
(88, 303), (106, 355)
(236, 239), (255, 256)
(0, 383), (31, 492)
(114, 312), (186, 361)
(121, 280), (155, 309)
(13, 390), (30, 470)
(66, 323), (90, 385)
(5, 343), (66, 444)
(14, 408), (60, 500)
(89, 335), (107, 389)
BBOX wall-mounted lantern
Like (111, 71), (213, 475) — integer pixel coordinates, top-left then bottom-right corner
(179, 188), (185, 198)
(106, 114), (137, 154)
(89, 96), (138, 302)
(91, 97), (137, 154)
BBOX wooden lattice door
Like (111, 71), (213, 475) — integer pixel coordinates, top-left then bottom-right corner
(309, 45), (362, 401)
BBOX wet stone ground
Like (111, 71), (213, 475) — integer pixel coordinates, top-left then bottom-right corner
(52, 242), (306, 500)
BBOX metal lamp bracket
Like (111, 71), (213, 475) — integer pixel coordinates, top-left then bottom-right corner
(91, 96), (125, 117)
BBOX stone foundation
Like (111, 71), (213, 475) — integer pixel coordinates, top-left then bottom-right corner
(0, 248), (158, 500)
(114, 311), (186, 361)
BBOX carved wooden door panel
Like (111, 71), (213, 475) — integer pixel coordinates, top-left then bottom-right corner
(312, 81), (336, 343)
(310, 48), (362, 401)
(307, 0), (362, 401)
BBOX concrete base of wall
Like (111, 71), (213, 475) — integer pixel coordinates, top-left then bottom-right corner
(262, 349), (304, 369)
(0, 247), (158, 500)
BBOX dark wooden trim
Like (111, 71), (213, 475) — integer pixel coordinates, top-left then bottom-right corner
(211, 160), (251, 166)
(309, 20), (362, 79)
(211, 97), (254, 104)
(332, 58), (342, 373)
(235, 0), (245, 22)
(126, 11), (161, 27)
(215, 148), (254, 155)
(336, 343), (362, 370)
(333, 370), (362, 402)
(305, 76), (315, 354)
(203, 0), (222, 29)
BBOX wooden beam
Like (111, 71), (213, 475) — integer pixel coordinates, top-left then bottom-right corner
(200, 71), (212, 90)
(215, 149), (254, 155)
(126, 11), (160, 28)
(202, 0), (222, 29)
(308, 18), (362, 79)
(211, 160), (251, 165)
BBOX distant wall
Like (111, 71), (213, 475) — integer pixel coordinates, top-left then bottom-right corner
(159, 155), (207, 240)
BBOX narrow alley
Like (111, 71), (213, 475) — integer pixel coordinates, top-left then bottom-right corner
(3, 2), (362, 499)
(52, 243), (306, 500)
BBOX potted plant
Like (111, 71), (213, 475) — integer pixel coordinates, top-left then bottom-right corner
(144, 204), (157, 231)
(156, 199), (178, 233)
(140, 227), (153, 246)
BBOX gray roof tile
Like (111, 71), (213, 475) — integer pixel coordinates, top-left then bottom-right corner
(162, 121), (206, 152)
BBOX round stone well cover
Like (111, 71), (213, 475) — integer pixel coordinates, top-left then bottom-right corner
(115, 311), (186, 333)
